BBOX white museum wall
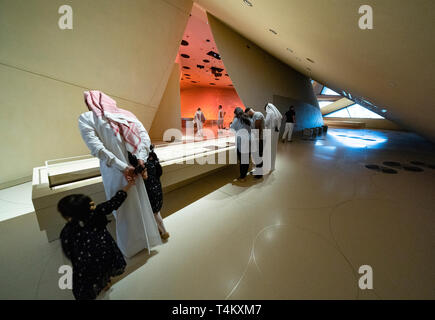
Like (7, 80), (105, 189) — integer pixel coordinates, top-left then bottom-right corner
(0, 0), (193, 187)
(273, 95), (324, 134)
(324, 118), (403, 131)
(149, 63), (182, 141)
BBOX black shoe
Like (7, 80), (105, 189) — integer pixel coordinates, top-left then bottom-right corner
(254, 175), (263, 179)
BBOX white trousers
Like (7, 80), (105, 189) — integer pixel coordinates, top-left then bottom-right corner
(282, 123), (294, 141)
(217, 119), (224, 129)
(154, 211), (167, 234)
(195, 121), (203, 136)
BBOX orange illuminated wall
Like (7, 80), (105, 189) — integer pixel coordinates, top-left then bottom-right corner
(180, 87), (245, 126)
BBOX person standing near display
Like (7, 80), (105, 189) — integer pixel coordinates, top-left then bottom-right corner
(264, 103), (282, 171)
(245, 107), (265, 179)
(78, 90), (162, 258)
(230, 107), (251, 181)
(141, 145), (169, 240)
(194, 107), (205, 137)
(282, 106), (296, 142)
(217, 105), (226, 133)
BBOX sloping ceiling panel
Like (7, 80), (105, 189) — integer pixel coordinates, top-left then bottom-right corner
(196, 0), (435, 141)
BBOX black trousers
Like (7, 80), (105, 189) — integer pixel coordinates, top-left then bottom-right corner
(237, 150), (250, 178)
(255, 139), (264, 168)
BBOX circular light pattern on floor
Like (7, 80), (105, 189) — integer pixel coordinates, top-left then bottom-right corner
(403, 166), (424, 172)
(409, 161), (435, 169)
(366, 160), (432, 174)
(365, 164), (380, 170)
(383, 161), (401, 167)
(248, 224), (356, 299)
(410, 161), (425, 166)
(381, 168), (398, 174)
(365, 164), (397, 174)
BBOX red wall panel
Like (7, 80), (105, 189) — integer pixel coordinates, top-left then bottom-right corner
(180, 87), (245, 126)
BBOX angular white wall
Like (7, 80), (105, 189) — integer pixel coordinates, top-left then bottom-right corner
(0, 0), (192, 187)
(207, 13), (320, 116)
(149, 63), (182, 141)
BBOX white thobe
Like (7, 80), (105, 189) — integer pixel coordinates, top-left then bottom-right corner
(194, 111), (203, 135)
(217, 110), (224, 129)
(265, 112), (280, 171)
(78, 111), (162, 258)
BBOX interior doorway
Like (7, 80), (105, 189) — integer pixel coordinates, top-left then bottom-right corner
(177, 4), (245, 139)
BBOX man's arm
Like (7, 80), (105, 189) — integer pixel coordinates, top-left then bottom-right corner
(78, 114), (128, 172)
(135, 120), (152, 162)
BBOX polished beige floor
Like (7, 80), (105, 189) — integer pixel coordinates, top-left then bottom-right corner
(0, 128), (434, 299)
(0, 182), (34, 222)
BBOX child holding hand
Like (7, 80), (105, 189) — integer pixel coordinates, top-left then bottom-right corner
(141, 145), (169, 240)
(58, 176), (136, 300)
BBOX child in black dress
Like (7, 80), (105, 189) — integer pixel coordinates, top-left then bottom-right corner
(58, 179), (134, 300)
(142, 145), (169, 240)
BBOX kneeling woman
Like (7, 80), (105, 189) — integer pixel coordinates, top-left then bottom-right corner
(230, 107), (252, 181)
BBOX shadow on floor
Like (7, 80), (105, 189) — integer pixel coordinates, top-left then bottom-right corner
(106, 164), (258, 281)
(160, 165), (241, 219)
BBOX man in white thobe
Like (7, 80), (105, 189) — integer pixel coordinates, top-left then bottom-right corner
(194, 107), (205, 137)
(217, 105), (225, 133)
(78, 90), (162, 258)
(265, 103), (282, 171)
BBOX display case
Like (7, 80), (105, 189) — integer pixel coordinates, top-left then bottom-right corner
(32, 138), (236, 242)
